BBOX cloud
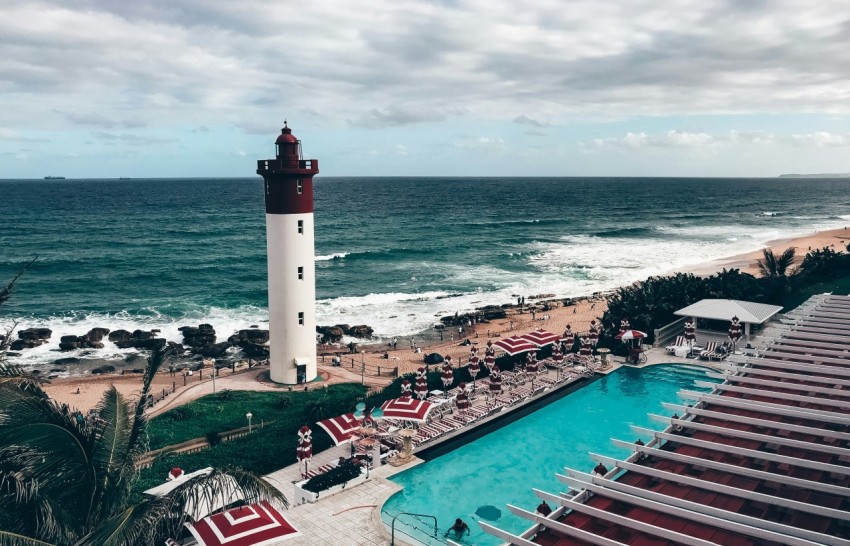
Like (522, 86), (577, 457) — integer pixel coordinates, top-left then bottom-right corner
(453, 136), (506, 152)
(0, 127), (38, 142)
(593, 130), (716, 149)
(61, 111), (146, 129)
(513, 115), (550, 128)
(787, 131), (850, 147)
(347, 107), (444, 129)
(93, 131), (176, 145)
(591, 129), (850, 151)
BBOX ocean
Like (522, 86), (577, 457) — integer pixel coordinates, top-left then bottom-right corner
(2, 176), (849, 370)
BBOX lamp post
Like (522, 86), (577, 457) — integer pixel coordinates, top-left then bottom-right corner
(246, 412), (253, 433)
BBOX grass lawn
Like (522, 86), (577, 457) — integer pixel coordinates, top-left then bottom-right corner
(135, 383), (368, 499)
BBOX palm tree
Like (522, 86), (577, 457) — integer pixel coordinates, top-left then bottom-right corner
(0, 346), (288, 546)
(756, 247), (796, 278)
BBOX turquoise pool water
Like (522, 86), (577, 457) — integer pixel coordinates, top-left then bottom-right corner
(381, 364), (712, 545)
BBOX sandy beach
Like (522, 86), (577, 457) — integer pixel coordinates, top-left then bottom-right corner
(40, 226), (849, 413)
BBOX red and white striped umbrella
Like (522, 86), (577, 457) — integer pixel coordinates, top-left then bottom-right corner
(186, 500), (299, 546)
(399, 378), (412, 398)
(617, 318), (631, 338)
(526, 353), (539, 373)
(494, 336), (538, 356)
(579, 337), (593, 356)
(379, 397), (435, 422)
(588, 320), (600, 346)
(467, 354), (481, 380)
(728, 316), (743, 343)
(489, 365), (502, 395)
(615, 329), (647, 341)
(551, 345), (564, 363)
(316, 413), (362, 445)
(441, 362), (454, 389)
(521, 328), (561, 347)
(296, 425), (312, 477)
(684, 320), (696, 345)
(414, 367), (429, 400)
(561, 325), (573, 342)
(455, 382), (469, 411)
(484, 341), (496, 370)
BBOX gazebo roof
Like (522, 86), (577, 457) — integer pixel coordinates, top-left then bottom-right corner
(674, 298), (782, 324)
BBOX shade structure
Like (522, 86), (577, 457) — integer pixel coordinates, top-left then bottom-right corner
(561, 325), (573, 342)
(615, 329), (647, 341)
(296, 426), (312, 465)
(525, 352), (539, 373)
(579, 338), (593, 356)
(440, 362), (454, 389)
(414, 367), (429, 400)
(520, 328), (560, 347)
(316, 413), (362, 445)
(588, 320), (600, 346)
(489, 366), (502, 395)
(186, 500), (299, 546)
(399, 378), (412, 398)
(379, 396), (434, 422)
(493, 335), (537, 356)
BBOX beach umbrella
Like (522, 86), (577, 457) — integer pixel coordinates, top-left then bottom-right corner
(615, 330), (647, 342)
(526, 351), (539, 374)
(455, 382), (469, 412)
(561, 324), (573, 343)
(296, 425), (312, 478)
(316, 413), (363, 445)
(588, 320), (600, 346)
(379, 397), (434, 422)
(684, 320), (697, 348)
(484, 340), (497, 371)
(441, 361), (454, 394)
(618, 318), (630, 338)
(467, 353), (481, 386)
(728, 316), (743, 346)
(414, 366), (429, 400)
(551, 344), (563, 364)
(579, 337), (593, 356)
(399, 378), (412, 398)
(521, 328), (560, 347)
(489, 365), (502, 397)
(494, 335), (537, 356)
(186, 501), (300, 546)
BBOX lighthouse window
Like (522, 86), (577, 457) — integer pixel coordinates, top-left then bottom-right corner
(298, 312), (304, 325)
(297, 220), (304, 234)
(297, 266), (304, 280)
(296, 179), (303, 194)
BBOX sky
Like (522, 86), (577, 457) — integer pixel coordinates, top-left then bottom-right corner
(2, 0), (850, 178)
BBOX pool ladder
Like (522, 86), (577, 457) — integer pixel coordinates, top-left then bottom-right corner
(390, 511), (438, 545)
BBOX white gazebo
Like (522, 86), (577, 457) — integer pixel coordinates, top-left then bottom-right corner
(674, 299), (782, 341)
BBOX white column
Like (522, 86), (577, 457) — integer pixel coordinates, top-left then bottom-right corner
(266, 212), (317, 384)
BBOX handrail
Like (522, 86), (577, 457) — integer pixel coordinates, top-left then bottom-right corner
(391, 511), (437, 545)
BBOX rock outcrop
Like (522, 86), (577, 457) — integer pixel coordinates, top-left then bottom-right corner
(179, 324), (216, 347)
(10, 328), (52, 350)
(228, 328), (269, 359)
(347, 324), (374, 338)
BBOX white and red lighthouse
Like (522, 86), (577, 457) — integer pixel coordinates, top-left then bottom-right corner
(256, 123), (319, 384)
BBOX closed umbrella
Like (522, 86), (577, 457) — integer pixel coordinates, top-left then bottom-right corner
(296, 425), (312, 478)
(467, 353), (481, 388)
(579, 337), (593, 356)
(728, 316), (743, 347)
(455, 382), (469, 412)
(588, 320), (600, 346)
(618, 318), (631, 338)
(684, 320), (697, 351)
(489, 365), (502, 399)
(561, 324), (573, 343)
(399, 378), (412, 398)
(441, 361), (454, 397)
(526, 350), (539, 374)
(414, 366), (429, 400)
(484, 340), (496, 371)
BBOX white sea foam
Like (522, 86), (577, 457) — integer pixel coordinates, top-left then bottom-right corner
(315, 252), (349, 261)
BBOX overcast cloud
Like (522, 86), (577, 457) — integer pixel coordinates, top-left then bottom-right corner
(1, 0), (849, 177)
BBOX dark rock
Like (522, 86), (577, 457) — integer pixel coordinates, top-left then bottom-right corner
(54, 357), (80, 365)
(10, 339), (45, 351)
(132, 329), (154, 340)
(61, 335), (82, 343)
(199, 323), (214, 331)
(316, 326), (344, 343)
(18, 328), (52, 340)
(5, 352), (21, 357)
(239, 342), (269, 358)
(346, 324), (374, 338)
(137, 338), (166, 350)
(151, 329), (161, 334)
(59, 342), (81, 351)
(129, 368), (145, 374)
(50, 368), (66, 373)
(87, 342), (104, 349)
(124, 353), (143, 362)
(167, 341), (186, 354)
(91, 365), (116, 375)
(335, 324), (351, 334)
(109, 329), (133, 342)
(199, 342), (231, 358)
(424, 352), (444, 365)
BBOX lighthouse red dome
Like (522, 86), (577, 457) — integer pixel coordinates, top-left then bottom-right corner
(276, 123), (298, 144)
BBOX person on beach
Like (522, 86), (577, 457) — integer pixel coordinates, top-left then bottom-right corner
(446, 518), (470, 538)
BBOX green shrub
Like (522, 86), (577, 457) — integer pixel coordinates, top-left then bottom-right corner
(302, 462), (362, 493)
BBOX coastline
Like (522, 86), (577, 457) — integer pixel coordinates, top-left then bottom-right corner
(37, 226), (850, 411)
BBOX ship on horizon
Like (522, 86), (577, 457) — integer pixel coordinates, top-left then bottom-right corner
(44, 175), (65, 179)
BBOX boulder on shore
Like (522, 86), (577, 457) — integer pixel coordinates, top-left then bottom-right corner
(199, 342), (231, 358)
(84, 328), (110, 342)
(316, 325), (344, 343)
(227, 329), (269, 344)
(239, 342), (269, 359)
(179, 324), (217, 347)
(18, 327), (52, 341)
(346, 324), (374, 338)
(109, 329), (133, 342)
(91, 365), (116, 375)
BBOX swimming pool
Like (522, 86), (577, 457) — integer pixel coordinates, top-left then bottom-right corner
(381, 364), (712, 545)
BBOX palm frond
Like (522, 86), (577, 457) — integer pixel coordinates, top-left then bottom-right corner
(776, 247), (796, 276)
(88, 387), (135, 528)
(0, 529), (55, 546)
(73, 497), (174, 546)
(0, 257), (38, 308)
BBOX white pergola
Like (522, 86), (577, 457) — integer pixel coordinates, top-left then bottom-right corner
(674, 299), (783, 340)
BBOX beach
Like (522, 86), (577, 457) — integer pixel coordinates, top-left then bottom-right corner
(40, 225), (849, 412)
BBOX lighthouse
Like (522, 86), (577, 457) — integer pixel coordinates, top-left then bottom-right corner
(256, 123), (319, 384)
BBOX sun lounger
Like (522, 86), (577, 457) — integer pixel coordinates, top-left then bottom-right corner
(699, 342), (718, 360)
(665, 335), (686, 354)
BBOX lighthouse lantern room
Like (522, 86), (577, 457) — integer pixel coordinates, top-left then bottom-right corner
(256, 123), (319, 384)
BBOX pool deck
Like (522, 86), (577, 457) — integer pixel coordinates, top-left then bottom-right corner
(263, 354), (717, 545)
